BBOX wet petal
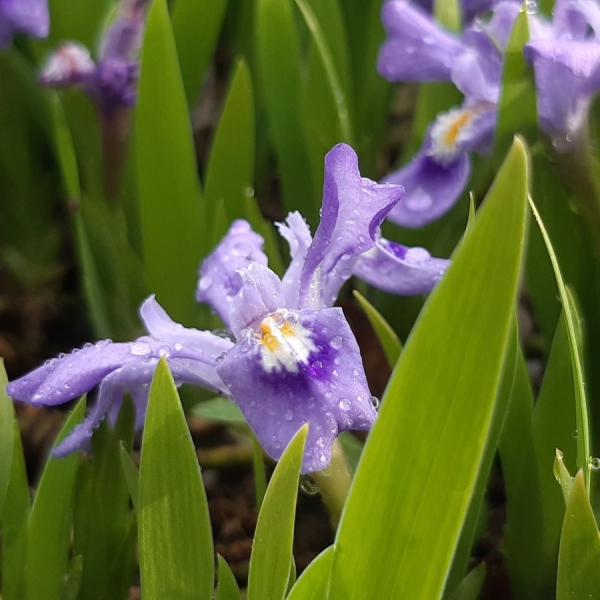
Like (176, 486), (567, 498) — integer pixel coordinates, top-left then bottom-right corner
(353, 239), (450, 295)
(217, 307), (376, 473)
(378, 0), (465, 82)
(384, 149), (470, 228)
(229, 263), (286, 336)
(277, 211), (313, 309)
(197, 219), (268, 325)
(300, 143), (403, 308)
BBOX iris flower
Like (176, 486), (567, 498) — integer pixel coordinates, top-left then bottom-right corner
(0, 0), (48, 48)
(525, 0), (600, 145)
(7, 144), (449, 473)
(412, 0), (497, 22)
(39, 0), (147, 116)
(378, 0), (520, 227)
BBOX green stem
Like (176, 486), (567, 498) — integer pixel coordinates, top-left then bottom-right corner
(310, 439), (353, 525)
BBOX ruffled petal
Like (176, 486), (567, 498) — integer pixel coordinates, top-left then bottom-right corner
(197, 220), (268, 326)
(228, 263), (286, 336)
(217, 307), (376, 473)
(300, 143), (403, 308)
(378, 0), (465, 82)
(384, 150), (470, 228)
(353, 239), (450, 295)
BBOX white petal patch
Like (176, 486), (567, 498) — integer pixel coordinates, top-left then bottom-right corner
(252, 309), (317, 373)
(40, 43), (96, 85)
(428, 107), (476, 165)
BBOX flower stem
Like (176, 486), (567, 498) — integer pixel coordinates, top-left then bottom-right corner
(310, 439), (353, 525)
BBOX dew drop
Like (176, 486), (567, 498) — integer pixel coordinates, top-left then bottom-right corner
(370, 395), (380, 410)
(572, 429), (579, 438)
(83, 342), (93, 349)
(334, 356), (341, 366)
(590, 457), (600, 470)
(174, 342), (183, 352)
(352, 368), (360, 377)
(199, 276), (213, 291)
(284, 409), (294, 421)
(131, 341), (152, 356)
(319, 454), (328, 464)
(331, 336), (343, 350)
(299, 476), (320, 496)
(338, 398), (350, 411)
(158, 345), (171, 358)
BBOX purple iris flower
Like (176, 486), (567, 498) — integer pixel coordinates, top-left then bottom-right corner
(0, 0), (49, 48)
(525, 0), (600, 145)
(39, 0), (146, 116)
(411, 0), (497, 23)
(378, 1), (519, 227)
(7, 144), (448, 473)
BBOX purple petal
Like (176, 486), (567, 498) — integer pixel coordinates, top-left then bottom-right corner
(217, 307), (376, 473)
(197, 220), (268, 326)
(39, 43), (97, 88)
(100, 0), (147, 62)
(553, 0), (600, 40)
(277, 211), (313, 309)
(384, 149), (470, 228)
(228, 263), (286, 336)
(353, 239), (450, 295)
(91, 58), (139, 114)
(299, 143), (403, 308)
(0, 0), (48, 47)
(378, 0), (465, 82)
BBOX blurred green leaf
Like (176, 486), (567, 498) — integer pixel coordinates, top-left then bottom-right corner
(247, 425), (308, 600)
(204, 59), (255, 225)
(216, 555), (242, 600)
(446, 564), (486, 600)
(172, 0), (228, 107)
(353, 290), (402, 368)
(243, 197), (284, 277)
(0, 408), (30, 600)
(139, 360), (213, 600)
(26, 399), (86, 600)
(556, 471), (600, 599)
(119, 442), (139, 511)
(136, 0), (205, 323)
(434, 0), (460, 31)
(287, 546), (334, 600)
(255, 0), (317, 225)
(0, 362), (14, 515)
(191, 396), (247, 425)
(530, 199), (591, 493)
(328, 138), (529, 599)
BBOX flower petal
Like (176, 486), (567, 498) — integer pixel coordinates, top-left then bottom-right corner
(197, 219), (268, 325)
(228, 263), (286, 336)
(384, 149), (470, 228)
(39, 43), (96, 87)
(299, 143), (403, 308)
(378, 0), (465, 82)
(353, 239), (450, 295)
(217, 307), (376, 473)
(0, 0), (48, 47)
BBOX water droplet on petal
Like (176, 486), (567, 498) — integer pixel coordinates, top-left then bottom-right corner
(131, 341), (152, 356)
(334, 356), (341, 365)
(285, 410), (294, 421)
(338, 398), (350, 411)
(405, 189), (433, 212)
(370, 395), (380, 410)
(331, 336), (343, 350)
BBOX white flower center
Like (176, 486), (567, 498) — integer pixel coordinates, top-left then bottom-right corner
(428, 107), (476, 165)
(254, 310), (316, 373)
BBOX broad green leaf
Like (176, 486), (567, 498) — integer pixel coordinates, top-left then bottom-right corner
(0, 362), (14, 514)
(446, 564), (486, 600)
(529, 199), (591, 493)
(136, 0), (205, 323)
(556, 471), (600, 599)
(139, 360), (213, 600)
(61, 555), (83, 600)
(287, 546), (334, 600)
(172, 0), (228, 107)
(1, 412), (30, 600)
(255, 0), (317, 225)
(216, 555), (242, 600)
(204, 59), (255, 225)
(352, 290), (402, 367)
(246, 425), (308, 600)
(495, 11), (537, 161)
(329, 138), (529, 600)
(191, 396), (247, 425)
(434, 0), (460, 31)
(119, 443), (140, 511)
(554, 450), (575, 505)
(26, 399), (86, 600)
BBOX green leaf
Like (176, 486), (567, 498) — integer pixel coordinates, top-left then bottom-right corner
(529, 199), (591, 493)
(204, 59), (255, 225)
(216, 554), (242, 600)
(135, 0), (205, 323)
(191, 396), (247, 425)
(556, 471), (600, 599)
(352, 290), (402, 368)
(287, 546), (334, 600)
(0, 362), (14, 515)
(328, 138), (529, 599)
(139, 359), (214, 600)
(1, 409), (30, 600)
(246, 425), (308, 600)
(119, 442), (140, 511)
(446, 564), (486, 600)
(255, 0), (317, 225)
(251, 433), (267, 510)
(495, 11), (538, 161)
(433, 0), (460, 31)
(554, 450), (575, 506)
(26, 399), (86, 600)
(172, 0), (228, 107)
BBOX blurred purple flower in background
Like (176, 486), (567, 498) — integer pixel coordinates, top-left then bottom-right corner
(378, 0), (520, 227)
(7, 144), (449, 473)
(39, 0), (147, 115)
(525, 0), (600, 146)
(412, 0), (497, 22)
(0, 0), (49, 47)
